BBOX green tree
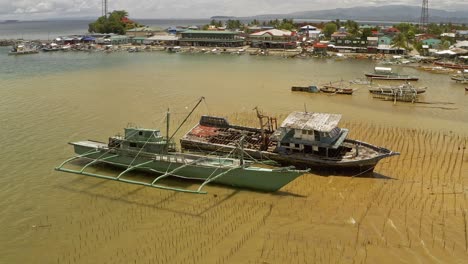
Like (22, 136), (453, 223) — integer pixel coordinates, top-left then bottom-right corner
(226, 19), (242, 30)
(391, 33), (408, 50)
(413, 41), (423, 54)
(249, 19), (260, 26)
(440, 40), (451, 50)
(345, 20), (359, 37)
(323, 23), (337, 39)
(88, 10), (139, 34)
(427, 23), (443, 35)
(361, 28), (372, 39)
(278, 19), (295, 30)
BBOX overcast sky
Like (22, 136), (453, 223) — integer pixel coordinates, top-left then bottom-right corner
(1, 0), (468, 20)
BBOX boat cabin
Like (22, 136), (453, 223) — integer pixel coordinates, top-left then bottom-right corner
(108, 127), (176, 153)
(273, 112), (349, 157)
(374, 67), (393, 74)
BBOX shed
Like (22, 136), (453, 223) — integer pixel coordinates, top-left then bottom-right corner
(109, 35), (129, 45)
(130, 37), (147, 44)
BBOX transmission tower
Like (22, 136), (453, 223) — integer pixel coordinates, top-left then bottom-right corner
(419, 0), (429, 31)
(102, 0), (108, 18)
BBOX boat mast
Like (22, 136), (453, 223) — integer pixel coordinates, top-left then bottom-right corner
(166, 108), (170, 144)
(168, 96), (205, 143)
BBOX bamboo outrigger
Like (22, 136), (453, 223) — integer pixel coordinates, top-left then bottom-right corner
(55, 98), (307, 194)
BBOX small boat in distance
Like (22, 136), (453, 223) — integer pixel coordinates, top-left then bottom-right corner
(291, 85), (320, 93)
(369, 82), (427, 95)
(434, 61), (468, 70)
(8, 43), (39, 55)
(320, 80), (354, 95)
(320, 85), (354, 95)
(42, 43), (61, 52)
(369, 82), (425, 103)
(451, 70), (468, 84)
(365, 67), (419, 81)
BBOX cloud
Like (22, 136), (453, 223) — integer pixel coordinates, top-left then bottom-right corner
(0, 0), (466, 19)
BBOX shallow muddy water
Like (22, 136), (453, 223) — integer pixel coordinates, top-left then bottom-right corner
(0, 47), (467, 263)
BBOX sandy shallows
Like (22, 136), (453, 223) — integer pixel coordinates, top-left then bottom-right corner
(23, 113), (467, 264)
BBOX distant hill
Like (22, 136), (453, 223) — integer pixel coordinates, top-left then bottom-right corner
(224, 5), (468, 23)
(210, 16), (237, 20)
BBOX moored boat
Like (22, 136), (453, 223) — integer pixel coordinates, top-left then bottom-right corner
(55, 125), (307, 194)
(291, 85), (320, 93)
(320, 85), (354, 95)
(365, 67), (419, 81)
(368, 82), (427, 95)
(451, 70), (468, 83)
(434, 61), (468, 70)
(8, 44), (39, 55)
(180, 112), (399, 173)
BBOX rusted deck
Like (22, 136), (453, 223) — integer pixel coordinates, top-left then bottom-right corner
(184, 124), (277, 151)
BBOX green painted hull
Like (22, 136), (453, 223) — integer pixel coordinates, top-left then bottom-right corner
(71, 143), (303, 192)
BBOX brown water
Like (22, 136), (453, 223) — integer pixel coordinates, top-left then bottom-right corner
(0, 51), (467, 263)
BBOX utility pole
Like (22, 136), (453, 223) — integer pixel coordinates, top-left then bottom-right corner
(419, 0), (429, 32)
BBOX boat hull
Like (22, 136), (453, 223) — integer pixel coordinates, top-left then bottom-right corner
(365, 73), (419, 81)
(71, 143), (303, 192)
(320, 87), (354, 95)
(8, 50), (39, 55)
(180, 137), (396, 173)
(291, 86), (320, 93)
(434, 62), (468, 70)
(368, 89), (426, 94)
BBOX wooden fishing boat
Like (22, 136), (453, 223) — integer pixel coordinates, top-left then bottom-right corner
(365, 67), (419, 81)
(291, 85), (320, 93)
(8, 44), (39, 55)
(434, 61), (468, 70)
(180, 112), (399, 173)
(368, 82), (425, 103)
(368, 83), (427, 95)
(419, 66), (455, 74)
(451, 70), (468, 83)
(55, 104), (307, 194)
(320, 85), (354, 95)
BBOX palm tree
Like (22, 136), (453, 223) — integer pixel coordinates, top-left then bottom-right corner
(391, 33), (407, 51)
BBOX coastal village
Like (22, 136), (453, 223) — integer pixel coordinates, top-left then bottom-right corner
(4, 15), (468, 61)
(4, 12), (468, 102)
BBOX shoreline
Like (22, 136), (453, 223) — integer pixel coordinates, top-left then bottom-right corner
(1, 38), (404, 61)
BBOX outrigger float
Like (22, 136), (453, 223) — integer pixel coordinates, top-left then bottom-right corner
(181, 110), (399, 173)
(55, 100), (307, 194)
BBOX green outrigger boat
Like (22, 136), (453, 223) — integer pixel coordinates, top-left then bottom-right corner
(55, 125), (307, 194)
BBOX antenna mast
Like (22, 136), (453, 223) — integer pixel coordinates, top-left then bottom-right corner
(102, 0), (108, 18)
(419, 0), (429, 32)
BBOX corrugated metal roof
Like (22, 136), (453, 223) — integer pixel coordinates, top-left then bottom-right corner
(182, 30), (239, 35)
(110, 35), (129, 40)
(127, 26), (164, 32)
(147, 35), (179, 41)
(250, 29), (292, 37)
(280, 111), (342, 132)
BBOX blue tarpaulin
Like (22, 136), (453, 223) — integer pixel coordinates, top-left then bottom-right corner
(81, 36), (96, 41)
